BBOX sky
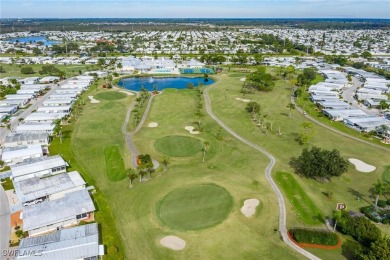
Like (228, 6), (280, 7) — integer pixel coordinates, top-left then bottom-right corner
(1, 0), (389, 19)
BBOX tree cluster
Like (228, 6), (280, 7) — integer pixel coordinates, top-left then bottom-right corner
(243, 66), (275, 92)
(335, 210), (389, 260)
(290, 146), (349, 180)
(297, 68), (317, 86)
(39, 65), (65, 78)
(324, 55), (348, 66)
(20, 66), (35, 74)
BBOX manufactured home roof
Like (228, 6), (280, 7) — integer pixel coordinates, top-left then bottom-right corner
(2, 144), (43, 162)
(17, 224), (99, 260)
(14, 171), (85, 203)
(23, 189), (95, 231)
(4, 133), (48, 144)
(11, 155), (67, 180)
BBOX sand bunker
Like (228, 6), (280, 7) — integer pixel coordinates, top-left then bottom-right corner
(241, 198), (260, 218)
(240, 77), (246, 82)
(348, 158), (376, 173)
(185, 126), (200, 135)
(148, 122), (158, 128)
(236, 97), (251, 103)
(160, 236), (186, 251)
(88, 96), (100, 103)
(120, 91), (135, 96)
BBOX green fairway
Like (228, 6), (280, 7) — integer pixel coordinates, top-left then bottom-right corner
(95, 91), (127, 100)
(104, 145), (127, 181)
(154, 135), (203, 157)
(275, 172), (324, 225)
(157, 183), (233, 230)
(69, 84), (302, 259)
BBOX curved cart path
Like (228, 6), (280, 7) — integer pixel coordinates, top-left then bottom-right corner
(204, 81), (320, 260)
(121, 93), (159, 169)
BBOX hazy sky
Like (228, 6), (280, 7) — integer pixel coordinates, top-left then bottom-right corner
(1, 0), (389, 18)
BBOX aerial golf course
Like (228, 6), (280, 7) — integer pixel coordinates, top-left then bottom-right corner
(50, 69), (390, 260)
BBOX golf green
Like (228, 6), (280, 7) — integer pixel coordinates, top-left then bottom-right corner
(157, 184), (233, 230)
(95, 91), (127, 100)
(154, 135), (203, 157)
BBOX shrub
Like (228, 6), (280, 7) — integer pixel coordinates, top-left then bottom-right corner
(15, 230), (24, 238)
(291, 228), (339, 246)
(386, 199), (390, 205)
(377, 200), (387, 208)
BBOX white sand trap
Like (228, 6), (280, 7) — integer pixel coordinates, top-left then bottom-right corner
(240, 77), (246, 82)
(88, 96), (100, 103)
(348, 158), (376, 173)
(148, 122), (158, 128)
(241, 198), (260, 218)
(120, 91), (134, 96)
(236, 97), (251, 103)
(184, 126), (200, 135)
(160, 236), (186, 251)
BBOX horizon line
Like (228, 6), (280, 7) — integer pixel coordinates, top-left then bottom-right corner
(2, 17), (390, 20)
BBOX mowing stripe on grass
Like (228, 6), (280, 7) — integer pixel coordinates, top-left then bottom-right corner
(104, 145), (127, 181)
(275, 171), (324, 225)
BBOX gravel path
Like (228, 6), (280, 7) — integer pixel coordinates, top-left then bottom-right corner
(204, 79), (320, 260)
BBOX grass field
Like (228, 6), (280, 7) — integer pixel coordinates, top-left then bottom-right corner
(154, 135), (203, 157)
(275, 172), (323, 225)
(95, 91), (127, 100)
(0, 63), (89, 78)
(104, 145), (127, 182)
(209, 72), (390, 230)
(157, 183), (233, 231)
(68, 84), (303, 259)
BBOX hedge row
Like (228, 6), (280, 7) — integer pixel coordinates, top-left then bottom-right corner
(291, 228), (339, 246)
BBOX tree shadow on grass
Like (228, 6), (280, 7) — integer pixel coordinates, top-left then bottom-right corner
(280, 112), (289, 117)
(348, 187), (371, 204)
(313, 213), (325, 224)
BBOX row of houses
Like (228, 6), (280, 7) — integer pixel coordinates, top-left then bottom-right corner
(0, 75), (104, 259)
(308, 69), (390, 137)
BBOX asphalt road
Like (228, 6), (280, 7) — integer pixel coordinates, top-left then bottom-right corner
(0, 185), (10, 260)
(341, 76), (378, 116)
(203, 83), (320, 260)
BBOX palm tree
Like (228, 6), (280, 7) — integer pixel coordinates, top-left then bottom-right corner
(202, 141), (210, 163)
(195, 109), (204, 129)
(53, 119), (62, 144)
(127, 169), (137, 188)
(287, 103), (295, 117)
(161, 156), (170, 171)
(137, 166), (144, 182)
(373, 180), (385, 210)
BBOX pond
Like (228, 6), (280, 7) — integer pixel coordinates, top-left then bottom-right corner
(7, 36), (59, 46)
(117, 77), (214, 92)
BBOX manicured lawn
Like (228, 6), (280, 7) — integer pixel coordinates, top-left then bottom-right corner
(0, 63), (88, 78)
(95, 91), (127, 100)
(0, 177), (14, 191)
(70, 84), (303, 259)
(208, 71), (390, 235)
(104, 145), (127, 182)
(154, 135), (203, 157)
(157, 183), (233, 230)
(275, 172), (324, 225)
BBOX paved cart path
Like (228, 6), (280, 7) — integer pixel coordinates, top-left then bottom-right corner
(204, 79), (320, 260)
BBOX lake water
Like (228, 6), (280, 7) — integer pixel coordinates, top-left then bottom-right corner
(117, 77), (214, 92)
(7, 36), (59, 46)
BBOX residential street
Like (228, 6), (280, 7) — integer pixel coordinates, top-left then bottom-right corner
(0, 82), (62, 144)
(0, 185), (10, 260)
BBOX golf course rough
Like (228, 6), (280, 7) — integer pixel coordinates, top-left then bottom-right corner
(154, 135), (203, 157)
(157, 183), (233, 231)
